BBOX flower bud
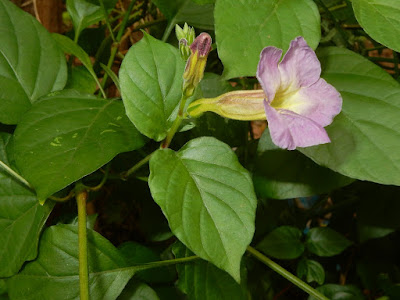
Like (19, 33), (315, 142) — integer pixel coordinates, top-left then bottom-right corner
(176, 23), (196, 61)
(188, 90), (267, 120)
(183, 32), (212, 97)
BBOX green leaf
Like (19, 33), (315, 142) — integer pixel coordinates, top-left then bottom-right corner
(149, 137), (257, 282)
(65, 66), (97, 94)
(254, 130), (353, 199)
(309, 284), (365, 300)
(7, 224), (134, 300)
(352, 0), (400, 52)
(152, 0), (214, 40)
(300, 47), (400, 186)
(0, 0), (67, 124)
(214, 0), (320, 78)
(118, 282), (160, 300)
(66, 0), (117, 39)
(297, 259), (325, 285)
(120, 33), (185, 141)
(305, 227), (352, 257)
(0, 133), (54, 277)
(257, 226), (304, 259)
(13, 91), (145, 202)
(52, 33), (105, 97)
(173, 242), (247, 300)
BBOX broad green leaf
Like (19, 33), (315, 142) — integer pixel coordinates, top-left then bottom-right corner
(305, 227), (352, 257)
(0, 133), (53, 277)
(214, 0), (320, 78)
(309, 284), (364, 300)
(7, 224), (134, 300)
(254, 130), (353, 199)
(257, 226), (304, 259)
(118, 282), (159, 300)
(297, 259), (325, 285)
(0, 0), (67, 124)
(13, 91), (145, 202)
(352, 0), (400, 52)
(65, 66), (97, 94)
(120, 33), (185, 141)
(149, 137), (257, 282)
(300, 47), (400, 186)
(52, 33), (104, 97)
(152, 0), (214, 40)
(173, 242), (247, 300)
(66, 0), (117, 39)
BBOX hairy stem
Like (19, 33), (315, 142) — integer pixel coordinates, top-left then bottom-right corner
(247, 246), (329, 300)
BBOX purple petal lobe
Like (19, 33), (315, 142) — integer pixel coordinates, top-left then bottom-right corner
(279, 37), (321, 91)
(256, 47), (282, 102)
(264, 101), (331, 150)
(295, 78), (342, 127)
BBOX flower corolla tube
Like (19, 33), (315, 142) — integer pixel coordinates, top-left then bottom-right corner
(188, 37), (342, 150)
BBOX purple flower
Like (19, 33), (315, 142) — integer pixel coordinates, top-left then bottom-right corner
(257, 37), (342, 150)
(188, 36), (342, 150)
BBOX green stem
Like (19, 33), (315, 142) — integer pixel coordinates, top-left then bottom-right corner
(328, 2), (347, 11)
(161, 94), (188, 148)
(122, 152), (154, 179)
(116, 0), (136, 42)
(76, 189), (89, 300)
(316, 0), (350, 47)
(247, 246), (329, 300)
(99, 0), (116, 42)
(110, 255), (199, 274)
(368, 57), (397, 63)
(162, 16), (178, 42)
(101, 0), (136, 90)
(0, 160), (32, 189)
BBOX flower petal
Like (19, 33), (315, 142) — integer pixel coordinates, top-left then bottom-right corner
(278, 37), (321, 91)
(264, 101), (330, 150)
(256, 47), (282, 102)
(296, 78), (342, 127)
(274, 78), (342, 127)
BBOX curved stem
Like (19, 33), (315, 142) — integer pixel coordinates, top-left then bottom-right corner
(121, 152), (154, 179)
(0, 160), (32, 189)
(87, 164), (110, 191)
(49, 189), (75, 202)
(246, 246), (329, 300)
(76, 189), (89, 300)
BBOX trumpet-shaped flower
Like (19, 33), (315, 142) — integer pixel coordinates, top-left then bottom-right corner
(188, 37), (342, 150)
